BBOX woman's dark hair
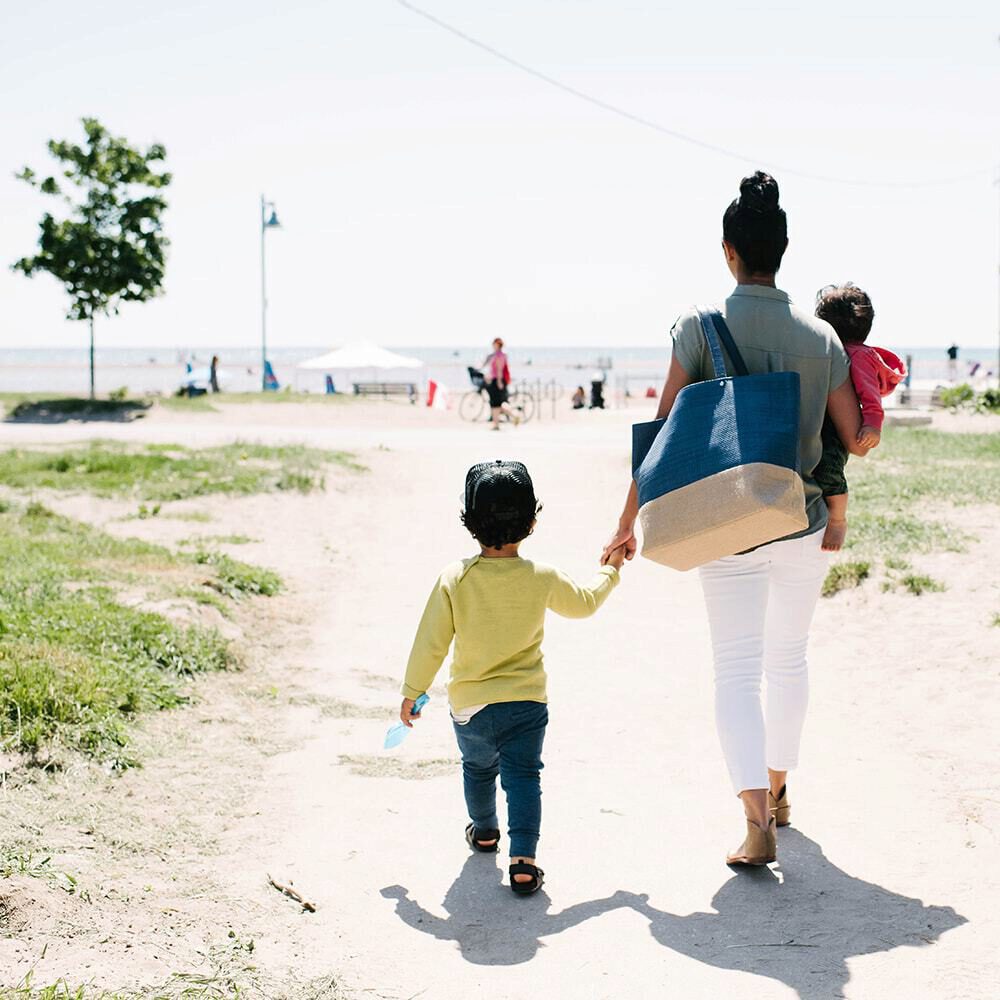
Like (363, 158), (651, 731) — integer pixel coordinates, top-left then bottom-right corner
(722, 171), (788, 275)
(815, 283), (875, 344)
(461, 460), (540, 550)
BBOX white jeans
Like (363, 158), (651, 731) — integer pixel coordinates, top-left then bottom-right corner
(698, 530), (828, 795)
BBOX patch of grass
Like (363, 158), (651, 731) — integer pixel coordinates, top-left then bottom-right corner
(898, 574), (946, 596)
(844, 512), (968, 556)
(178, 534), (256, 546)
(0, 503), (235, 766)
(173, 587), (233, 618)
(883, 573), (947, 596)
(161, 510), (213, 523)
(0, 850), (88, 899)
(822, 561), (871, 597)
(852, 428), (1000, 507)
(1, 935), (346, 998)
(0, 440), (362, 501)
(193, 551), (282, 598)
(883, 555), (911, 572)
(840, 428), (998, 559)
(991, 613), (1000, 628)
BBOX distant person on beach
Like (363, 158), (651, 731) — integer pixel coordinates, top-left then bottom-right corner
(571, 386), (585, 410)
(209, 355), (221, 393)
(813, 284), (905, 551)
(947, 343), (959, 381)
(399, 461), (626, 895)
(603, 171), (871, 869)
(482, 338), (515, 430)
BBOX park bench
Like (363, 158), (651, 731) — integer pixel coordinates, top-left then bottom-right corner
(352, 382), (418, 403)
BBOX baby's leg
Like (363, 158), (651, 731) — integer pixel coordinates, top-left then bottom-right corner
(496, 702), (548, 881)
(822, 493), (849, 552)
(814, 416), (850, 552)
(453, 713), (500, 841)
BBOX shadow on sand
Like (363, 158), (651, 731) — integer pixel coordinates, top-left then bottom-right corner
(3, 398), (150, 423)
(381, 830), (966, 997)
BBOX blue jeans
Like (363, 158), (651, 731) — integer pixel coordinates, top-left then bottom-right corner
(452, 701), (548, 859)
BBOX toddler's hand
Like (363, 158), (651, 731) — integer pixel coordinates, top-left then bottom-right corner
(399, 697), (422, 727)
(605, 545), (627, 571)
(857, 425), (881, 449)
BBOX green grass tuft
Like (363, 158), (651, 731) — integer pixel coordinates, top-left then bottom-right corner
(193, 551), (282, 598)
(822, 561), (871, 597)
(882, 573), (947, 596)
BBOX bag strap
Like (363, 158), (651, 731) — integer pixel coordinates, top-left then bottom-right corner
(697, 309), (750, 378)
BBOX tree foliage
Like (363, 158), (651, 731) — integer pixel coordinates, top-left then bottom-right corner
(13, 117), (171, 323)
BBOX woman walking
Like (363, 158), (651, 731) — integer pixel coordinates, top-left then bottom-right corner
(603, 172), (871, 866)
(482, 338), (515, 430)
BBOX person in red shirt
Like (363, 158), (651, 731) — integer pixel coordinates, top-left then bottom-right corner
(481, 337), (516, 430)
(813, 284), (906, 551)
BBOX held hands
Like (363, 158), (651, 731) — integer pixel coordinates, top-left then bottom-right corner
(601, 523), (637, 567)
(399, 697), (422, 728)
(857, 425), (881, 449)
(604, 545), (627, 570)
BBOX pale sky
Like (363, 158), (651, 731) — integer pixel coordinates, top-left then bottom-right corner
(2, 0), (998, 350)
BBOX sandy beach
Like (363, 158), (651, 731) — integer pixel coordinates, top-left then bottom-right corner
(1, 398), (998, 999)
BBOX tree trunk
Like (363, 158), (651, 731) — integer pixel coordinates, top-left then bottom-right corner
(89, 315), (95, 400)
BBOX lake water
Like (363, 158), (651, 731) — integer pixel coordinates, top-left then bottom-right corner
(0, 344), (995, 397)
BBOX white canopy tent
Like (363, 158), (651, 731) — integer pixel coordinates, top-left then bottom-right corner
(295, 342), (426, 392)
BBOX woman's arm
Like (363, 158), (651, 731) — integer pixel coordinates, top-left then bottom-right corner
(827, 379), (873, 457)
(601, 357), (695, 563)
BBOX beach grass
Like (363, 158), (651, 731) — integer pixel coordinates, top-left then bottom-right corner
(0, 502), (283, 767)
(0, 440), (363, 501)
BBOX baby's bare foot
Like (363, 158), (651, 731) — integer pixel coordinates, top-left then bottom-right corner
(822, 518), (847, 551)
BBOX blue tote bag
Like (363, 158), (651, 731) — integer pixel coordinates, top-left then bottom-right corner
(632, 310), (808, 570)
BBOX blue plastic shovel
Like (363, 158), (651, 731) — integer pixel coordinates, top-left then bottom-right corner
(383, 693), (430, 749)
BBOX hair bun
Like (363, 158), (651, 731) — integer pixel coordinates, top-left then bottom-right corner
(739, 171), (780, 214)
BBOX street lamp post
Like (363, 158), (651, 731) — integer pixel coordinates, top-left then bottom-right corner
(260, 194), (282, 391)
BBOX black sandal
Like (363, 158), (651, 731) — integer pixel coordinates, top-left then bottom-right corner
(465, 823), (500, 853)
(509, 862), (544, 896)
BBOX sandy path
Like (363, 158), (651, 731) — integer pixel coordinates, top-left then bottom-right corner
(2, 402), (997, 999)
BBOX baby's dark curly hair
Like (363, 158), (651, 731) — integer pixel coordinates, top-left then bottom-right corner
(815, 283), (875, 345)
(461, 460), (541, 551)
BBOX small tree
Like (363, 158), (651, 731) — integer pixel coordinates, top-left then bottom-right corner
(13, 118), (171, 398)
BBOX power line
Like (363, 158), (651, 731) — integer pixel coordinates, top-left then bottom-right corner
(394, 0), (992, 189)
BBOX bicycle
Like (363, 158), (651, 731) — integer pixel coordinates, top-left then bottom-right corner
(459, 367), (535, 424)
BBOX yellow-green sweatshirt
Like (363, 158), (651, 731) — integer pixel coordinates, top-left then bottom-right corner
(401, 555), (620, 710)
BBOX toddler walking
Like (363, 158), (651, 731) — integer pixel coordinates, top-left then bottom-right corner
(398, 460), (625, 895)
(814, 283), (906, 551)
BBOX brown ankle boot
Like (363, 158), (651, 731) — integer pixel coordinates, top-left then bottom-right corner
(726, 817), (777, 866)
(769, 785), (791, 827)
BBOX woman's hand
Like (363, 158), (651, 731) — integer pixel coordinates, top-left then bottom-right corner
(604, 544), (627, 570)
(602, 523), (636, 565)
(399, 697), (422, 727)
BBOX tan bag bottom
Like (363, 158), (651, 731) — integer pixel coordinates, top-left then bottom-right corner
(638, 463), (808, 571)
